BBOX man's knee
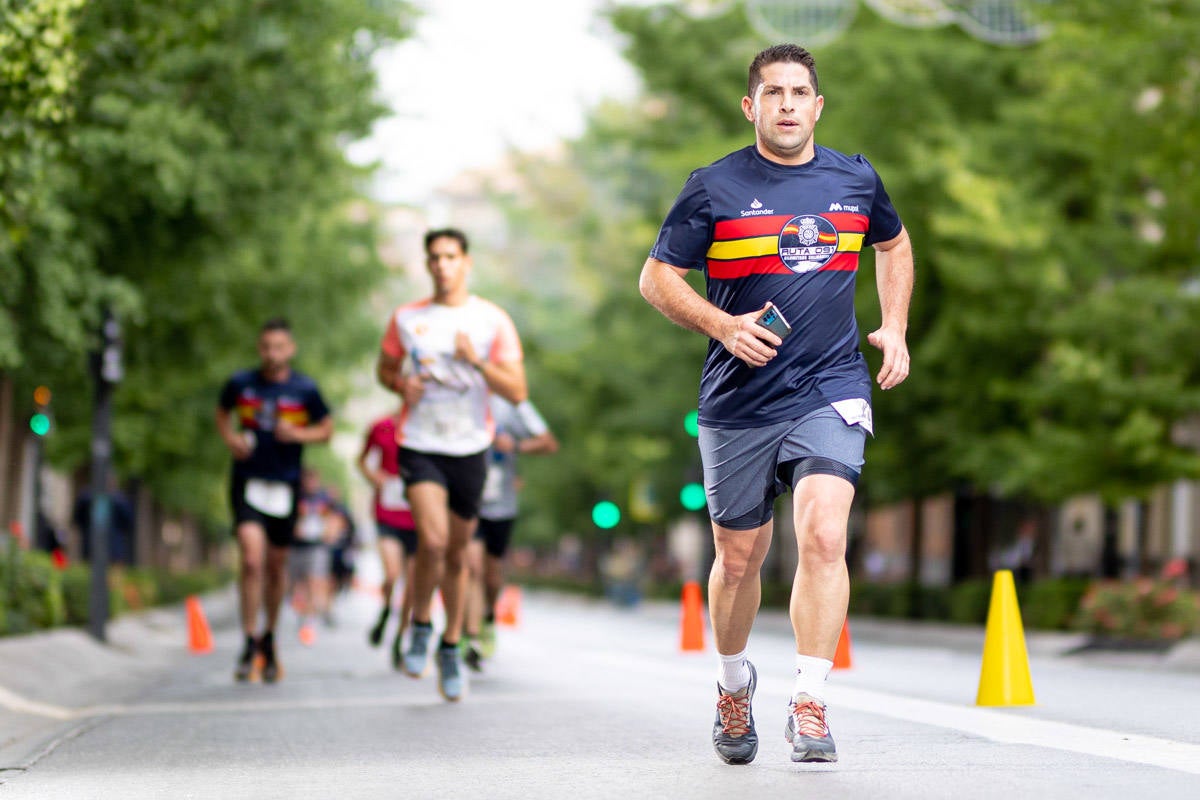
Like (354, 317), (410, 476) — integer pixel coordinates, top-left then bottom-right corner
(798, 518), (847, 566)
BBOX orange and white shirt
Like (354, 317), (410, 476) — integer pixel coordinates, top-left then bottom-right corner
(380, 296), (523, 456)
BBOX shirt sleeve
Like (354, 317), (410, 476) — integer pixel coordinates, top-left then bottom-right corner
(649, 171), (714, 271)
(306, 383), (331, 423)
(862, 161), (903, 246)
(512, 400), (549, 439)
(218, 376), (240, 410)
(487, 309), (523, 364)
(380, 311), (406, 359)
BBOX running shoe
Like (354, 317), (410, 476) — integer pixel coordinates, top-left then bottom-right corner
(368, 608), (390, 647)
(259, 631), (282, 684)
(298, 623), (317, 646)
(404, 623), (433, 678)
(784, 692), (837, 763)
(436, 645), (466, 701)
(234, 635), (259, 682)
(462, 640), (484, 673)
(712, 661), (758, 765)
(479, 619), (497, 659)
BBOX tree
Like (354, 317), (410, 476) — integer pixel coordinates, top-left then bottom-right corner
(4, 0), (416, 523)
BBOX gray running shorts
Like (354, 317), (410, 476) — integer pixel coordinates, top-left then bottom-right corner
(697, 405), (868, 531)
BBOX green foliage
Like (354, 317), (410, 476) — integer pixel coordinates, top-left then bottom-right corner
(491, 0), (1200, 545)
(7, 551), (232, 634)
(1, 547), (66, 633)
(3, 0), (416, 525)
(1076, 577), (1200, 641)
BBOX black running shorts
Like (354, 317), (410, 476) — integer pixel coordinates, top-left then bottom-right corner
(397, 448), (488, 521)
(474, 516), (515, 558)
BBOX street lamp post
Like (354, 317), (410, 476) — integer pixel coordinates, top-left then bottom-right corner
(88, 309), (122, 642)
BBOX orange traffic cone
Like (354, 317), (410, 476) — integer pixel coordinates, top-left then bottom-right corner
(186, 595), (214, 654)
(833, 618), (853, 670)
(497, 585), (522, 627)
(680, 581), (705, 652)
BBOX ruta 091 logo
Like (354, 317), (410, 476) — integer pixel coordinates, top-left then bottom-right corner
(778, 215), (838, 274)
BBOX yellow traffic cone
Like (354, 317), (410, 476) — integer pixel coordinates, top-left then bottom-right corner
(976, 570), (1036, 706)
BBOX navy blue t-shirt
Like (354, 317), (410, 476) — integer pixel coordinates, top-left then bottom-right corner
(650, 145), (902, 429)
(219, 369), (330, 483)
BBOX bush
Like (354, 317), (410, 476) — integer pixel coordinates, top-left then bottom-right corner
(1, 548), (232, 636)
(1075, 576), (1200, 641)
(0, 549), (65, 634)
(1023, 577), (1090, 631)
(948, 579), (992, 625)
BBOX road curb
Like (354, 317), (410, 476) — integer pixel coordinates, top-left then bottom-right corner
(0, 586), (237, 770)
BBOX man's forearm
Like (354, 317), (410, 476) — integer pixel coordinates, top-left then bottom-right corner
(639, 258), (729, 340)
(875, 232), (913, 332)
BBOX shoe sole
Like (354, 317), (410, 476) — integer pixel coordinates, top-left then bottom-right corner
(438, 685), (465, 702)
(262, 666), (284, 684)
(715, 749), (757, 766)
(404, 658), (431, 679)
(784, 730), (837, 763)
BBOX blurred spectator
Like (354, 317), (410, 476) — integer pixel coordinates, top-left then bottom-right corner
(73, 481), (135, 565)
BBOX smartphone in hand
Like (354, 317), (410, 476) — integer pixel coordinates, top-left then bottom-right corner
(755, 302), (792, 340)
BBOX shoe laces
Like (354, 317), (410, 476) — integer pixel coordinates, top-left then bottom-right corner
(790, 696), (829, 738)
(717, 687), (752, 737)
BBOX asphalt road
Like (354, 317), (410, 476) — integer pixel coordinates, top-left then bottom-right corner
(1, 582), (1198, 799)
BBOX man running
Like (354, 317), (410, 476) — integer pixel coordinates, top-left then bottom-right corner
(376, 228), (528, 701)
(290, 468), (336, 643)
(216, 317), (333, 683)
(462, 395), (558, 669)
(358, 407), (418, 669)
(639, 44), (913, 764)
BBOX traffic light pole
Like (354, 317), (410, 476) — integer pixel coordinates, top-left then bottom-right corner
(88, 309), (122, 642)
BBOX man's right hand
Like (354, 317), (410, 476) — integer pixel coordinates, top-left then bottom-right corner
(720, 302), (783, 368)
(398, 374), (425, 407)
(226, 436), (252, 461)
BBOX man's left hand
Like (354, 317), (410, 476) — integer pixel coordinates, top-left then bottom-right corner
(867, 327), (910, 390)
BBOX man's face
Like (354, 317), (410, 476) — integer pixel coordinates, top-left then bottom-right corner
(426, 236), (471, 297)
(742, 61), (824, 163)
(257, 329), (295, 373)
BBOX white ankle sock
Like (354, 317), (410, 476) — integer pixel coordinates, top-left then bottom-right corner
(792, 654), (833, 700)
(718, 649), (751, 692)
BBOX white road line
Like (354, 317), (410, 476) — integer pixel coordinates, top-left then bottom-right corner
(0, 686), (78, 721)
(827, 685), (1200, 776)
(0, 687), (551, 721)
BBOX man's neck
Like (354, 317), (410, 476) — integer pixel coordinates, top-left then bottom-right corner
(260, 365), (291, 383)
(755, 139), (816, 166)
(433, 289), (470, 307)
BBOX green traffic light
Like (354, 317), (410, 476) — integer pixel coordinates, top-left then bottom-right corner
(684, 409), (699, 438)
(592, 501), (621, 530)
(30, 413), (50, 437)
(680, 482), (706, 511)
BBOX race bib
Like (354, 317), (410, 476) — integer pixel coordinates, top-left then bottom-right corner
(244, 479), (293, 518)
(380, 476), (409, 511)
(481, 463), (504, 504)
(297, 512), (325, 543)
(830, 399), (874, 436)
(413, 395), (476, 441)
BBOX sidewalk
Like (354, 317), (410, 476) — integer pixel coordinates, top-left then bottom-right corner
(0, 589), (238, 771)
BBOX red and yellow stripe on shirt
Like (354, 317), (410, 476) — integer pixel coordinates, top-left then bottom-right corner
(705, 213), (869, 280)
(236, 397), (261, 428)
(277, 400), (310, 427)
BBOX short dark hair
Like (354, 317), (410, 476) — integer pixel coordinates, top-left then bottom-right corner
(260, 317), (291, 335)
(748, 44), (818, 98)
(424, 228), (469, 255)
